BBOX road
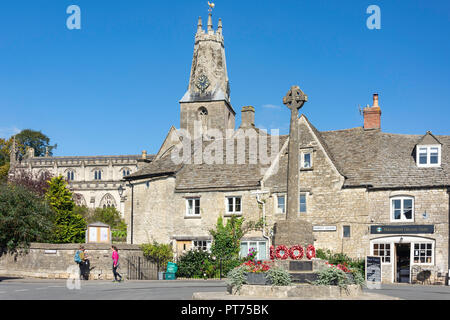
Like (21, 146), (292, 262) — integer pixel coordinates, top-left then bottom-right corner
(0, 278), (227, 300)
(1, 278), (450, 300)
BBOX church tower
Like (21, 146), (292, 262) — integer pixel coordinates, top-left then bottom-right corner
(180, 12), (236, 138)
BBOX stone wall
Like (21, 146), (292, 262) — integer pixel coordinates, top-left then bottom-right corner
(0, 243), (146, 280)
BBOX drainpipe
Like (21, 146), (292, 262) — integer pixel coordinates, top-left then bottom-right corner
(254, 191), (270, 258)
(126, 181), (135, 245)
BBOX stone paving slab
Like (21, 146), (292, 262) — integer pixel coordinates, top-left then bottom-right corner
(192, 291), (402, 300)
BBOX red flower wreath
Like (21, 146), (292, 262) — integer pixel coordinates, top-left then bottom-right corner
(306, 244), (316, 260)
(275, 245), (290, 260)
(270, 246), (275, 260)
(289, 245), (304, 260)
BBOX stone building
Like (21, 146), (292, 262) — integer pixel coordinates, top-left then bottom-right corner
(9, 148), (153, 217)
(123, 12), (450, 284)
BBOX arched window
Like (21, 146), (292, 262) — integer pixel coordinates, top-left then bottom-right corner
(94, 169), (102, 181)
(122, 168), (131, 177)
(198, 107), (208, 134)
(100, 193), (117, 209)
(67, 170), (75, 181)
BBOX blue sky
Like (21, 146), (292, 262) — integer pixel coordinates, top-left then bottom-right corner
(0, 0), (449, 156)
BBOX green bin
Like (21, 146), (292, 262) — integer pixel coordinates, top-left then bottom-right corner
(166, 262), (178, 274)
(165, 272), (176, 280)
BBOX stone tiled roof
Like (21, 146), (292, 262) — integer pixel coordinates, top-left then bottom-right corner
(320, 128), (450, 188)
(127, 123), (450, 190)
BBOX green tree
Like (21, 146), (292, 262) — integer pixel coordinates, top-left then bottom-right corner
(0, 183), (54, 252)
(15, 129), (57, 158)
(209, 215), (245, 259)
(141, 242), (174, 271)
(0, 137), (13, 182)
(45, 176), (86, 243)
(88, 206), (126, 231)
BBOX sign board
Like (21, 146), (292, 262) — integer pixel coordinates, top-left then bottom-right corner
(370, 225), (434, 235)
(86, 224), (111, 244)
(44, 250), (57, 254)
(366, 256), (382, 289)
(313, 226), (337, 232)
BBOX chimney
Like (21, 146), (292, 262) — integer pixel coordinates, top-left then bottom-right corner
(240, 106), (255, 129)
(363, 93), (382, 130)
(141, 150), (147, 160)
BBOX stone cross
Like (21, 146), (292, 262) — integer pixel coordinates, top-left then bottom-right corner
(283, 86), (308, 221)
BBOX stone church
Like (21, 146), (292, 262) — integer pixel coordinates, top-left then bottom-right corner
(123, 12), (450, 285)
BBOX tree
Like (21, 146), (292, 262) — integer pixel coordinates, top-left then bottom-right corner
(15, 129), (57, 158)
(0, 183), (54, 253)
(209, 215), (245, 259)
(0, 137), (13, 182)
(87, 207), (126, 231)
(8, 169), (53, 197)
(45, 176), (86, 243)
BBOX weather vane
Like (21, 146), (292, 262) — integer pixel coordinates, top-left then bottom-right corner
(208, 1), (215, 13)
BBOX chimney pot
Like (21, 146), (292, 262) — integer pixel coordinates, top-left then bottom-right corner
(363, 93), (381, 130)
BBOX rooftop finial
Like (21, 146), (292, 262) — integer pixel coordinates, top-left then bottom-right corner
(208, 1), (215, 13)
(197, 16), (203, 33)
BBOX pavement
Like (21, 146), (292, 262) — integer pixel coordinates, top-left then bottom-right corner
(1, 277), (450, 300)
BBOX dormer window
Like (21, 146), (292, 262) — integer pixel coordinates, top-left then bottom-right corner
(416, 145), (441, 167)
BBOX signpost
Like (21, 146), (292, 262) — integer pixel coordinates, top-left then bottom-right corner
(366, 256), (382, 289)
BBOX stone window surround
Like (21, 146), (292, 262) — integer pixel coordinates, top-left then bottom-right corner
(300, 148), (314, 170)
(273, 191), (310, 215)
(390, 195), (415, 223)
(185, 197), (201, 217)
(416, 144), (441, 168)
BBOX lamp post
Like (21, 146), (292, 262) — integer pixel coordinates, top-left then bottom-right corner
(118, 184), (124, 197)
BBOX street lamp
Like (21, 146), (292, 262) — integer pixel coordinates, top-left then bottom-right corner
(118, 185), (124, 197)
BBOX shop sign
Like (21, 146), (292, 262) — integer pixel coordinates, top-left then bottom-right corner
(366, 256), (381, 289)
(370, 225), (434, 235)
(313, 226), (337, 232)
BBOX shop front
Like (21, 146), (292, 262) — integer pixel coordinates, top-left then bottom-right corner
(369, 224), (440, 284)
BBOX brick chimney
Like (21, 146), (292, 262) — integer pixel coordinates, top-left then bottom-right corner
(240, 106), (255, 129)
(363, 93), (382, 130)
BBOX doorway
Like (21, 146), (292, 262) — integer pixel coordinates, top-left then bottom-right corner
(395, 243), (411, 283)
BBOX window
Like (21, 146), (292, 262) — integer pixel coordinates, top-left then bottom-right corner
(414, 243), (433, 264)
(227, 197), (242, 214)
(193, 240), (211, 252)
(373, 243), (391, 263)
(391, 196), (414, 222)
(277, 195), (285, 214)
(123, 169), (131, 177)
(299, 193), (307, 213)
(67, 171), (74, 181)
(240, 241), (267, 260)
(416, 145), (441, 167)
(94, 170), (102, 181)
(343, 226), (351, 238)
(300, 151), (313, 169)
(186, 198), (200, 216)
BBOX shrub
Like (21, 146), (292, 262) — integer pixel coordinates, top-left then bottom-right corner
(266, 267), (292, 286)
(176, 249), (213, 278)
(316, 248), (365, 279)
(226, 265), (247, 294)
(141, 242), (173, 271)
(313, 265), (350, 288)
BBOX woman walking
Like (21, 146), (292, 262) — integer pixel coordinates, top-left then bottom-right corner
(111, 246), (123, 283)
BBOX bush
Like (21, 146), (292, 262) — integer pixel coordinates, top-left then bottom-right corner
(316, 248), (365, 278)
(141, 242), (173, 272)
(313, 265), (350, 288)
(266, 267), (292, 286)
(226, 265), (247, 294)
(176, 249), (213, 278)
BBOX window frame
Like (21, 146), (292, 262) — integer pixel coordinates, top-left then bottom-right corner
(192, 240), (211, 252)
(390, 196), (415, 223)
(186, 197), (201, 216)
(240, 240), (268, 261)
(276, 194), (286, 214)
(300, 150), (313, 169)
(299, 193), (307, 214)
(416, 145), (441, 167)
(413, 242), (434, 265)
(372, 243), (391, 264)
(226, 196), (242, 215)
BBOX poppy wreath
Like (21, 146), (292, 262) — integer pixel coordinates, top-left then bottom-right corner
(275, 245), (290, 260)
(306, 244), (316, 260)
(270, 245), (275, 260)
(289, 245), (304, 260)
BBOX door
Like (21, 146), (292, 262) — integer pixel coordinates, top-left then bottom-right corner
(395, 243), (411, 283)
(176, 241), (192, 258)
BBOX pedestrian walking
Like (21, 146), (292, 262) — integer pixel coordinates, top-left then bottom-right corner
(111, 246), (123, 283)
(74, 245), (85, 280)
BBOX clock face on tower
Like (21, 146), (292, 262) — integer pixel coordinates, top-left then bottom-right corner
(196, 74), (210, 93)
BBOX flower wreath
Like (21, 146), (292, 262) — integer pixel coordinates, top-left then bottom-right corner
(306, 244), (316, 260)
(275, 245), (290, 260)
(289, 245), (304, 260)
(269, 245), (275, 260)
